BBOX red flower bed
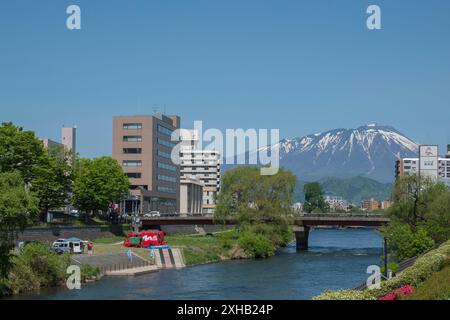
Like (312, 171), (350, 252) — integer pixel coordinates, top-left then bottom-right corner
(378, 285), (414, 300)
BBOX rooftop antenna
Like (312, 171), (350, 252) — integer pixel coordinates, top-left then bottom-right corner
(164, 104), (167, 115)
(153, 104), (159, 115)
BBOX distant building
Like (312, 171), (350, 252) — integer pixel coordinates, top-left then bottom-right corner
(396, 144), (450, 187)
(41, 138), (63, 151)
(112, 114), (181, 215)
(180, 176), (204, 216)
(380, 200), (392, 210)
(179, 129), (221, 214)
(325, 196), (349, 212)
(361, 198), (379, 212)
(61, 126), (77, 155)
(40, 126), (77, 157)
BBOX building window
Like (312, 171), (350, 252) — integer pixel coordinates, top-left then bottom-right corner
(123, 148), (142, 154)
(123, 160), (142, 167)
(157, 138), (176, 148)
(157, 174), (177, 183)
(123, 123), (142, 130)
(157, 125), (173, 136)
(157, 186), (177, 194)
(157, 149), (172, 159)
(126, 172), (142, 179)
(123, 136), (142, 142)
(158, 162), (177, 172)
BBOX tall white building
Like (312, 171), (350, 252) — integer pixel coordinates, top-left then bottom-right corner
(396, 144), (450, 187)
(179, 129), (221, 214)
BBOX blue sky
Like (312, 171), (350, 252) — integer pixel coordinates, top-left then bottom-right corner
(0, 0), (449, 157)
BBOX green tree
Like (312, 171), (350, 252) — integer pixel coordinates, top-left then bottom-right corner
(385, 175), (450, 260)
(383, 223), (435, 261)
(32, 148), (74, 222)
(72, 157), (129, 214)
(303, 182), (329, 213)
(215, 167), (296, 257)
(0, 122), (47, 184)
(0, 171), (38, 279)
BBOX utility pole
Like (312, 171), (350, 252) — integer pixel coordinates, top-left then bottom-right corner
(384, 237), (388, 279)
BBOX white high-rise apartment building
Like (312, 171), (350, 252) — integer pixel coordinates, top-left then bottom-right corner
(396, 144), (450, 187)
(179, 129), (221, 214)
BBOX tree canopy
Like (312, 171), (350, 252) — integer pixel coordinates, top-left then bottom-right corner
(384, 175), (450, 261)
(72, 157), (129, 213)
(32, 147), (74, 221)
(0, 122), (47, 184)
(303, 182), (329, 213)
(215, 166), (296, 257)
(0, 171), (38, 278)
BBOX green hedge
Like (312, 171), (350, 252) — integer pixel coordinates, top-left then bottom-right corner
(1, 243), (101, 297)
(314, 240), (450, 300)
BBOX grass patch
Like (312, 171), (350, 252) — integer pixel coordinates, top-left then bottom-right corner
(166, 230), (239, 266)
(92, 235), (126, 245)
(403, 262), (450, 300)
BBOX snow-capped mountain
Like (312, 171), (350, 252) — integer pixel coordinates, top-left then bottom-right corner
(260, 124), (418, 183)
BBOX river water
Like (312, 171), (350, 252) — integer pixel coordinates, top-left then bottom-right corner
(11, 228), (383, 300)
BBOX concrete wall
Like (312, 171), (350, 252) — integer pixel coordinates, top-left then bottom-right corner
(17, 227), (115, 244)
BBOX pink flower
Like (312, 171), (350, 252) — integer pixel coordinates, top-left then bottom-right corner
(378, 293), (397, 301)
(395, 285), (414, 296)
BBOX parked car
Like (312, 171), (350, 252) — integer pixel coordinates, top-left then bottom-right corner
(52, 241), (71, 255)
(149, 211), (161, 217)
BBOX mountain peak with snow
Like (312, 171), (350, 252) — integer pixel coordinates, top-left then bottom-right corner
(269, 125), (418, 183)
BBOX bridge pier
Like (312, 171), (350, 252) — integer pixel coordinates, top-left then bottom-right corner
(294, 226), (310, 251)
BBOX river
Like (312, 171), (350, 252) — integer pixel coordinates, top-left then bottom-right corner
(10, 228), (383, 300)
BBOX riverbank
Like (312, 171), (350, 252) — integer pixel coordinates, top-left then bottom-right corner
(313, 239), (450, 300)
(165, 231), (250, 266)
(6, 228), (384, 300)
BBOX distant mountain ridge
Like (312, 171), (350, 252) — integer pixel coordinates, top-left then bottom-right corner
(259, 124), (418, 183)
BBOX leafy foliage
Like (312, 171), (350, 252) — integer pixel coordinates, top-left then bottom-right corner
(385, 175), (450, 260)
(303, 182), (329, 213)
(237, 230), (276, 258)
(0, 171), (38, 279)
(215, 167), (296, 257)
(383, 223), (435, 261)
(0, 122), (47, 184)
(32, 147), (74, 221)
(73, 157), (130, 213)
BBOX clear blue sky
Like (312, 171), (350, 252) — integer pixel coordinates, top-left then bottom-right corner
(1, 0), (449, 157)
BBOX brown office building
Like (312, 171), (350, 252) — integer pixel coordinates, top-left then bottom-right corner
(113, 114), (181, 215)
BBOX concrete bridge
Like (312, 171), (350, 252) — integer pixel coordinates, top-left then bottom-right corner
(140, 214), (390, 251)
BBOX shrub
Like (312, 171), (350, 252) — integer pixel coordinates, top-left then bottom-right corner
(80, 264), (101, 281)
(8, 260), (41, 294)
(238, 231), (276, 258)
(313, 290), (376, 301)
(8, 243), (70, 294)
(15, 243), (69, 287)
(402, 264), (450, 300)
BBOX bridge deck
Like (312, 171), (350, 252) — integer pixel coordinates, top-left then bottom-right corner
(140, 215), (390, 227)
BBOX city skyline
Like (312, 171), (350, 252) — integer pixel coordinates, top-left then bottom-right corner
(1, 1), (450, 157)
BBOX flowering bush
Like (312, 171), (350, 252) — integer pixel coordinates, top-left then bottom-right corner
(378, 285), (414, 300)
(378, 293), (397, 301)
(313, 240), (450, 300)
